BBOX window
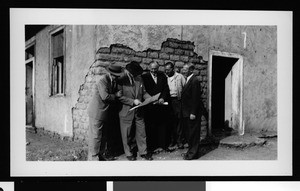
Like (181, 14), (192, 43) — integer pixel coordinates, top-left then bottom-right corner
(50, 27), (65, 96)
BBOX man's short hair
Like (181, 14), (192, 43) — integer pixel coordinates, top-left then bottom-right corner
(165, 62), (174, 68)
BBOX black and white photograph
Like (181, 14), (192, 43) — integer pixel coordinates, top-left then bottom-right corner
(10, 9), (292, 176)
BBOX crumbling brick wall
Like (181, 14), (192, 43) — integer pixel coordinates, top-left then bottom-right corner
(72, 38), (208, 144)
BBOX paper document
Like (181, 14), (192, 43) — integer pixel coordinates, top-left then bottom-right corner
(129, 93), (160, 111)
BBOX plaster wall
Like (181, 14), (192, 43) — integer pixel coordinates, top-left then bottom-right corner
(183, 25), (277, 132)
(34, 25), (96, 136)
(33, 25), (277, 138)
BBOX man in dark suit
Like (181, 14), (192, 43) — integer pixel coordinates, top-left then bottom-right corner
(181, 63), (207, 160)
(142, 61), (171, 153)
(87, 64), (123, 161)
(118, 61), (153, 161)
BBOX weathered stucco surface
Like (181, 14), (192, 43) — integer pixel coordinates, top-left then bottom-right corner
(95, 25), (182, 52)
(183, 25), (277, 132)
(33, 25), (277, 140)
(35, 25), (97, 136)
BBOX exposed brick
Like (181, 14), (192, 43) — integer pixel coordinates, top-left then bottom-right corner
(158, 66), (165, 72)
(153, 59), (165, 66)
(147, 51), (159, 58)
(111, 46), (135, 55)
(167, 38), (183, 43)
(92, 67), (107, 75)
(180, 44), (189, 50)
(96, 53), (124, 61)
(140, 63), (148, 70)
(193, 70), (200, 76)
(73, 121), (79, 129)
(168, 42), (180, 49)
(188, 44), (195, 50)
(124, 55), (142, 62)
(195, 64), (206, 70)
(197, 75), (203, 81)
(161, 47), (174, 54)
(161, 41), (169, 48)
(142, 58), (153, 64)
(92, 60), (110, 68)
(174, 49), (184, 55)
(114, 61), (128, 68)
(131, 56), (142, 62)
(189, 57), (200, 64)
(175, 61), (185, 68)
(200, 70), (207, 75)
(159, 52), (170, 60)
(170, 54), (180, 61)
(183, 50), (194, 57)
(96, 47), (110, 54)
(135, 51), (147, 57)
(180, 55), (189, 62)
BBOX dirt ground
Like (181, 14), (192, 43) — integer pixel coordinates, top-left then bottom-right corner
(26, 129), (277, 161)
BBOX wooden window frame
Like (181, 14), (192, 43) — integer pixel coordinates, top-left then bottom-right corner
(49, 25), (66, 97)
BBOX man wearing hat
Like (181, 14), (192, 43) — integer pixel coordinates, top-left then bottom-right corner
(117, 61), (153, 161)
(87, 64), (123, 161)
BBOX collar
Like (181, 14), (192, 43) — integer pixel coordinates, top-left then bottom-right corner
(187, 73), (194, 83)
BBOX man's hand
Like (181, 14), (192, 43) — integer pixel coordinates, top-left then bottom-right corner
(133, 99), (142, 106)
(158, 98), (164, 104)
(115, 90), (122, 97)
(190, 114), (196, 120)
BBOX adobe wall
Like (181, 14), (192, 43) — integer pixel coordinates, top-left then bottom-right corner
(72, 38), (208, 142)
(33, 25), (277, 143)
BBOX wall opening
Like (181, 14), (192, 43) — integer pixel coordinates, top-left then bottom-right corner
(26, 61), (34, 126)
(208, 50), (243, 136)
(25, 39), (36, 130)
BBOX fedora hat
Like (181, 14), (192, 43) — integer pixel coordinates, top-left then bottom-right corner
(106, 64), (123, 77)
(126, 61), (143, 76)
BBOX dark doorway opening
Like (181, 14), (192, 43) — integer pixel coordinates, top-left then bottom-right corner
(211, 55), (239, 134)
(26, 61), (34, 126)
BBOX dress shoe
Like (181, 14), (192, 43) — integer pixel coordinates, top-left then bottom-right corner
(181, 152), (195, 160)
(126, 155), (137, 161)
(183, 155), (194, 160)
(140, 153), (153, 160)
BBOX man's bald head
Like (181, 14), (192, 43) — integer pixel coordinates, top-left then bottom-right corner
(149, 61), (159, 76)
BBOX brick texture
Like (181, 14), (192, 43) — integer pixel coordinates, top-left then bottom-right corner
(73, 38), (208, 143)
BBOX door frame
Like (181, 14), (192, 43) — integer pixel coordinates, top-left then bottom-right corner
(25, 55), (35, 128)
(207, 50), (244, 136)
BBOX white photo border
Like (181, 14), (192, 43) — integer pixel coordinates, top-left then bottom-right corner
(10, 9), (293, 176)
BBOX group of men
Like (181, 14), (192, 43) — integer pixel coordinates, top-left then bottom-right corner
(87, 60), (207, 161)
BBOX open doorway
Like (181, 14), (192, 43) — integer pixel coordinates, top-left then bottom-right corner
(25, 43), (35, 129)
(208, 50), (244, 136)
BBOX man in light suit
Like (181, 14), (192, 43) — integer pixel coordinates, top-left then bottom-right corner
(87, 64), (123, 161)
(118, 61), (153, 161)
(181, 63), (207, 160)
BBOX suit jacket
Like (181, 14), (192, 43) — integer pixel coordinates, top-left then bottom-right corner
(118, 74), (151, 120)
(141, 71), (170, 101)
(181, 74), (205, 118)
(87, 74), (117, 120)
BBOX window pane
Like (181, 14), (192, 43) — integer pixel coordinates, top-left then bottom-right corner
(52, 30), (64, 58)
